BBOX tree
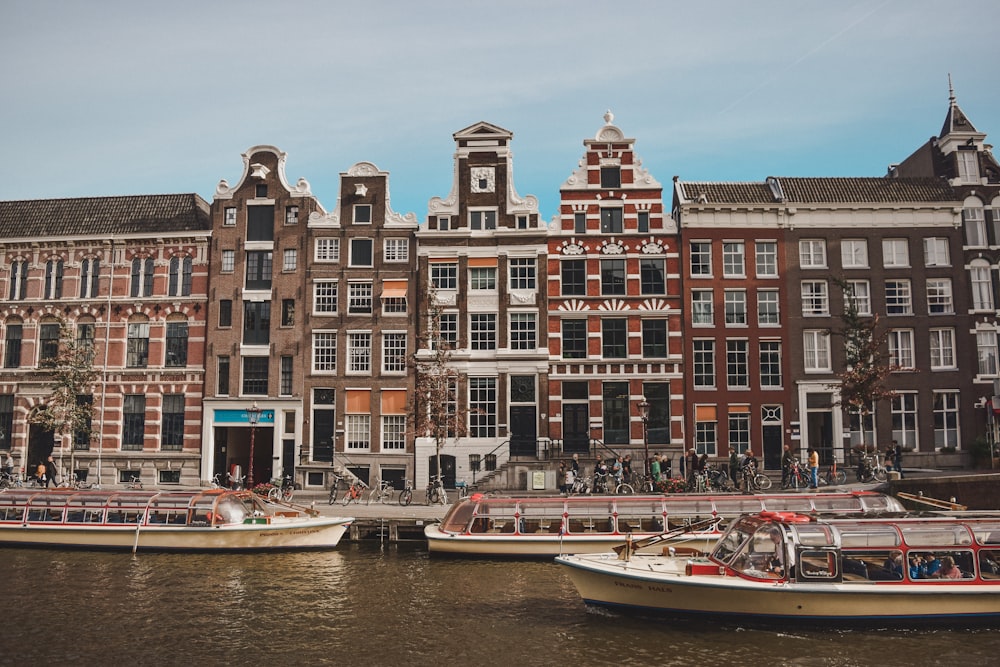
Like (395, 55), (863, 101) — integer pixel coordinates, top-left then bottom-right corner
(29, 323), (100, 475)
(828, 278), (900, 451)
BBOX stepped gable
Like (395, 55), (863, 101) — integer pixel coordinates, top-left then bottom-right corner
(0, 193), (211, 238)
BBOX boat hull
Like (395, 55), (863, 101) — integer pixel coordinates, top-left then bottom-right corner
(556, 553), (1000, 623)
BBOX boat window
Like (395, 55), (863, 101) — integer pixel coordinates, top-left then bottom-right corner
(810, 497), (863, 512)
(907, 550), (975, 580)
(564, 500), (616, 534)
(470, 501), (518, 533)
(106, 510), (142, 524)
(2, 507), (24, 521)
(518, 502), (565, 534)
(839, 527), (900, 548)
(661, 501), (714, 516)
(441, 502), (477, 532)
(979, 549), (1000, 579)
(761, 497), (814, 512)
(796, 549), (840, 581)
(841, 549), (904, 581)
(714, 499), (766, 515)
(900, 525), (972, 547)
(861, 495), (904, 512)
(731, 525), (787, 579)
(215, 497), (250, 525)
(790, 524), (837, 548)
(711, 520), (755, 564)
(973, 524), (1000, 545)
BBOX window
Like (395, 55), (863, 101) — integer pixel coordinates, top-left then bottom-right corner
(285, 206), (299, 225)
(888, 329), (915, 369)
(221, 250), (235, 273)
(803, 330), (831, 371)
(637, 210), (650, 233)
(801, 280), (829, 316)
(759, 341), (782, 387)
(0, 395), (14, 451)
(313, 281), (338, 314)
(8, 260), (28, 300)
(348, 332), (372, 373)
(283, 248), (297, 271)
(573, 211), (586, 234)
(926, 279), (953, 314)
(694, 406), (718, 456)
(348, 282), (373, 314)
(224, 207), (237, 226)
(242, 357), (269, 395)
(929, 328), (956, 369)
(349, 238), (373, 267)
(641, 320), (667, 358)
(970, 262), (994, 311)
(509, 313), (536, 350)
(217, 356), (230, 395)
(469, 377), (497, 438)
(165, 321), (188, 367)
(39, 322), (60, 362)
(728, 411), (750, 455)
(470, 314), (497, 350)
(381, 284), (407, 314)
(312, 332), (337, 372)
(280, 356), (293, 395)
(726, 339), (749, 388)
(957, 149), (980, 184)
(601, 259), (626, 295)
(722, 242), (745, 277)
(516, 215), (529, 229)
(79, 258), (100, 298)
(127, 321), (149, 368)
(76, 321), (94, 359)
(382, 333), (407, 372)
(42, 259), (64, 299)
(353, 204), (372, 224)
(724, 289), (747, 325)
(245, 251), (272, 290)
(799, 240), (826, 268)
(470, 267), (496, 290)
(243, 301), (271, 345)
(561, 320), (587, 359)
(841, 239), (869, 268)
(315, 238), (340, 262)
(469, 210), (497, 231)
(964, 205), (987, 246)
(691, 290), (714, 326)
(281, 299), (295, 326)
(933, 392), (960, 448)
(601, 318), (627, 358)
(430, 263), (457, 290)
(757, 289), (780, 326)
(435, 313), (458, 350)
(130, 257), (154, 297)
(161, 394), (184, 451)
(600, 208), (623, 234)
(218, 299), (232, 327)
(384, 238), (409, 262)
(882, 239), (910, 267)
(122, 395), (145, 451)
(509, 258), (536, 290)
(690, 242), (711, 276)
(923, 238), (950, 267)
(639, 259), (665, 295)
(247, 205), (274, 241)
(977, 330), (998, 375)
(436, 216), (451, 231)
(561, 260), (586, 296)
(3, 323), (21, 368)
(693, 340), (715, 388)
(846, 280), (872, 315)
(382, 415), (406, 450)
(755, 241), (777, 277)
(885, 280), (912, 315)
(891, 393), (917, 448)
(600, 166), (621, 188)
(168, 256), (192, 296)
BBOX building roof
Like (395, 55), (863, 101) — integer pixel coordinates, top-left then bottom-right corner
(0, 194), (211, 239)
(677, 177), (957, 205)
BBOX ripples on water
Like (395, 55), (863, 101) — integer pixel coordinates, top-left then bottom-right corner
(2, 544), (999, 666)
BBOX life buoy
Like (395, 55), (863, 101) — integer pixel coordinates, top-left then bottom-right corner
(759, 510), (810, 523)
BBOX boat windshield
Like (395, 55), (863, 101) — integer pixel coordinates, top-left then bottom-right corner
(215, 496), (251, 525)
(715, 522), (787, 578)
(712, 518), (757, 565)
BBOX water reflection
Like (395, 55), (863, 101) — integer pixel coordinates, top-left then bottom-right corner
(2, 543), (998, 666)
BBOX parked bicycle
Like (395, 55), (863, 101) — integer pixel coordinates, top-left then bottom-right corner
(426, 475), (448, 505)
(856, 452), (889, 484)
(397, 480), (413, 506)
(367, 478), (394, 505)
(57, 471), (95, 490)
(823, 461), (847, 486)
(328, 472), (345, 505)
(340, 478), (367, 505)
(741, 462), (772, 492)
(267, 475), (295, 502)
(705, 464), (734, 491)
(568, 475), (591, 495)
(782, 458), (811, 489)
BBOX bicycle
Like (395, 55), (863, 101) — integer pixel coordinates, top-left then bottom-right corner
(706, 465), (734, 492)
(328, 472), (345, 505)
(367, 479), (394, 505)
(340, 479), (367, 505)
(57, 471), (95, 490)
(741, 464), (772, 492)
(782, 458), (811, 490)
(613, 476), (634, 495)
(856, 453), (888, 484)
(454, 480), (473, 501)
(823, 461), (847, 486)
(398, 480), (413, 506)
(267, 475), (295, 503)
(426, 475), (448, 505)
(0, 469), (23, 489)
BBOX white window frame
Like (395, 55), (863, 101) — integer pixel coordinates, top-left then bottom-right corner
(801, 280), (829, 316)
(312, 331), (338, 373)
(691, 289), (714, 326)
(315, 238), (340, 262)
(885, 280), (913, 315)
(283, 248), (297, 271)
(381, 415), (406, 450)
(846, 280), (872, 316)
(469, 208), (497, 231)
(693, 339), (715, 389)
(759, 341), (782, 387)
(799, 239), (827, 268)
(971, 262), (994, 311)
(803, 330), (831, 372)
(347, 331), (372, 374)
(724, 289), (746, 326)
(382, 332), (407, 374)
(933, 392), (960, 448)
(509, 258), (537, 290)
(958, 150), (980, 184)
(722, 241), (745, 278)
(882, 239), (910, 267)
(891, 393), (918, 449)
(383, 238), (409, 262)
(221, 250), (235, 273)
(469, 267), (497, 291)
(349, 238), (374, 268)
(926, 278), (954, 314)
(929, 328), (956, 370)
(977, 329), (998, 376)
(353, 204), (372, 225)
(964, 205), (987, 247)
(224, 207), (237, 226)
(755, 241), (778, 277)
(345, 414), (371, 450)
(348, 281), (373, 314)
(313, 281), (338, 314)
(923, 237), (950, 267)
(470, 313), (497, 351)
(726, 339), (749, 389)
(757, 289), (780, 326)
(888, 329), (915, 369)
(690, 241), (712, 277)
(841, 239), (869, 269)
(509, 312), (537, 351)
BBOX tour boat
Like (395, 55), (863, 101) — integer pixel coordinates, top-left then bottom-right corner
(0, 488), (353, 552)
(425, 491), (902, 557)
(556, 510), (1000, 624)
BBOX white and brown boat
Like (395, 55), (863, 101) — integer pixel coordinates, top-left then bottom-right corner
(425, 491), (902, 557)
(0, 488), (352, 552)
(556, 510), (1000, 624)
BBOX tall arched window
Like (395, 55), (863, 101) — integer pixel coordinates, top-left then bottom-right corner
(130, 257), (154, 297)
(168, 256), (193, 297)
(126, 316), (150, 368)
(969, 259), (994, 311)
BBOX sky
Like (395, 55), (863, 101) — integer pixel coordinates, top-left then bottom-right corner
(1, 0), (998, 221)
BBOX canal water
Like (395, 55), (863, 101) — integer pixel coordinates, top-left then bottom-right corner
(3, 542), (999, 666)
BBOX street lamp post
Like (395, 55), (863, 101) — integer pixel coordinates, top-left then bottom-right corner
(246, 401), (262, 489)
(637, 398), (651, 481)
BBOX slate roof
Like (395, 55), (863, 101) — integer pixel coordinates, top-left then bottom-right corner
(677, 177), (957, 205)
(0, 194), (211, 240)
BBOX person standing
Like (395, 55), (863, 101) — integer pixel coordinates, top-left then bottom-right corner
(650, 454), (661, 484)
(729, 447), (739, 485)
(808, 448), (819, 489)
(2, 451), (13, 476)
(781, 445), (794, 488)
(888, 439), (904, 478)
(685, 448), (698, 487)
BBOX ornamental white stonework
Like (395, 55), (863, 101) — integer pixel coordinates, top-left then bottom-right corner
(601, 240), (626, 254)
(557, 299), (591, 312)
(470, 167), (496, 193)
(561, 242), (586, 255)
(598, 299), (631, 311)
(641, 241), (665, 254)
(509, 290), (534, 304)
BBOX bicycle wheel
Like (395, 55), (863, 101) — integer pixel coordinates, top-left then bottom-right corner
(825, 469), (846, 486)
(366, 487), (379, 505)
(328, 485), (339, 505)
(282, 487), (294, 502)
(873, 468), (888, 483)
(399, 488), (412, 506)
(268, 487), (280, 502)
(754, 473), (773, 490)
(615, 483), (634, 495)
(341, 488), (354, 506)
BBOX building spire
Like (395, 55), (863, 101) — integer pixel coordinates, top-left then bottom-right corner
(948, 73), (955, 104)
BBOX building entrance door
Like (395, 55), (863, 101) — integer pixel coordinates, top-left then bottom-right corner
(562, 404), (590, 455)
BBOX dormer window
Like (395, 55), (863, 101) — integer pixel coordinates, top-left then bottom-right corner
(255, 184), (268, 198)
(353, 204), (372, 224)
(600, 166), (621, 188)
(957, 149), (980, 184)
(470, 209), (496, 231)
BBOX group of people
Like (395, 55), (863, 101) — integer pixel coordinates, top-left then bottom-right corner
(780, 445), (820, 488)
(558, 451), (678, 494)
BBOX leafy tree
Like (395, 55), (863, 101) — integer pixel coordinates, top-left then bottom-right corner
(29, 323), (99, 473)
